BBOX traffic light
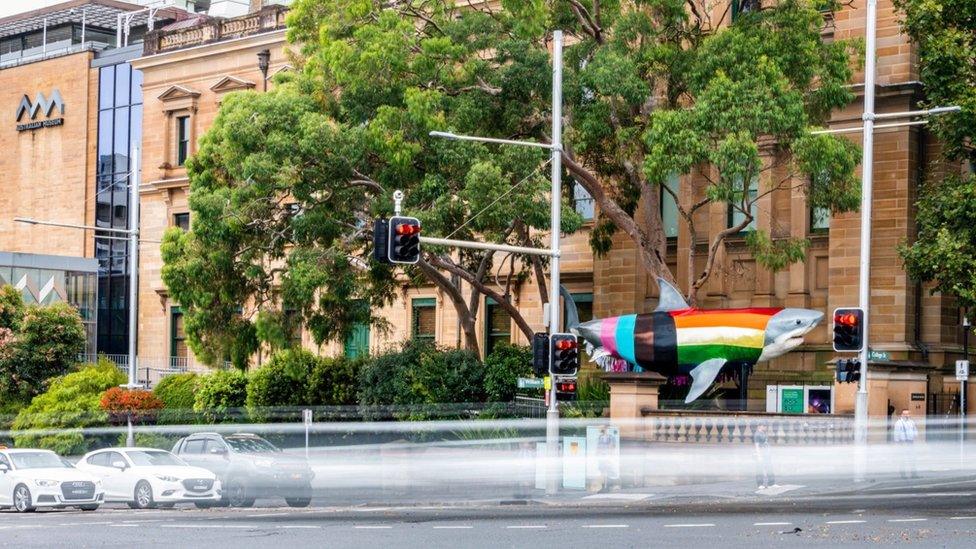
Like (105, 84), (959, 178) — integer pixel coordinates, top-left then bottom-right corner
(532, 333), (549, 377)
(835, 358), (861, 383)
(387, 216), (421, 264)
(555, 379), (577, 401)
(550, 333), (579, 376)
(373, 219), (390, 264)
(832, 307), (864, 352)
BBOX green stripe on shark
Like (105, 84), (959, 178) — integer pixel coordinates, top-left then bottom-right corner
(678, 344), (762, 366)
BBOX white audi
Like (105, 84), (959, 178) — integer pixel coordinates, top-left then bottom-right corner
(77, 447), (220, 509)
(0, 449), (104, 512)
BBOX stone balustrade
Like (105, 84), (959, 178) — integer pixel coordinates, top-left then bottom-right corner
(144, 5), (288, 56)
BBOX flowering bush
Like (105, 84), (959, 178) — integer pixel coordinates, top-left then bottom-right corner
(99, 387), (164, 425)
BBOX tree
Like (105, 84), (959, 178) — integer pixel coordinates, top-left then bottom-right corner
(897, 0), (976, 307)
(0, 289), (87, 406)
(12, 359), (126, 455)
(894, 0), (975, 163)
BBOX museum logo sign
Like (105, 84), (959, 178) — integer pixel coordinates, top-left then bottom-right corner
(16, 90), (65, 131)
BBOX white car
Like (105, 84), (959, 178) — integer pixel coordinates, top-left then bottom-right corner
(77, 447), (220, 509)
(0, 449), (104, 512)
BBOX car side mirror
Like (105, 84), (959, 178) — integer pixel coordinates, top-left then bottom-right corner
(111, 460), (127, 470)
(0, 463), (9, 473)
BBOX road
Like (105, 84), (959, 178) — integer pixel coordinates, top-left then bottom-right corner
(3, 482), (976, 548)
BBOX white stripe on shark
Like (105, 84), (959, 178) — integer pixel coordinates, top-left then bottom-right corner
(675, 326), (764, 348)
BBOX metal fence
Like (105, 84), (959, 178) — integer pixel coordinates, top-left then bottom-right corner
(77, 354), (218, 388)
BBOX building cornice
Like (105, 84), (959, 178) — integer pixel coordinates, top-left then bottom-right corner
(131, 29), (286, 71)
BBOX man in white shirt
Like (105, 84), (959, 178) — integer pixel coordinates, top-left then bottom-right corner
(893, 409), (919, 478)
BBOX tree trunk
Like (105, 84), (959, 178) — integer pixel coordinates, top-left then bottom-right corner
(417, 258), (480, 355)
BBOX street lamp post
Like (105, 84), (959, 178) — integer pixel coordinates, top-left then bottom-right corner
(429, 30), (565, 494)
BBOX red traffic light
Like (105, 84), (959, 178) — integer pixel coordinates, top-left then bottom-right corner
(395, 223), (421, 236)
(834, 313), (859, 326)
(556, 381), (576, 392)
(554, 339), (577, 351)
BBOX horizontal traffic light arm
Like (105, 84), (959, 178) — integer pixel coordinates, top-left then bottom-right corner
(420, 236), (558, 258)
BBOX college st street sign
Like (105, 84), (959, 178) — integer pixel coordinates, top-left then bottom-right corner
(16, 89), (65, 131)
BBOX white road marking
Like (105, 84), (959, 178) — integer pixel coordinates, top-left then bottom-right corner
(354, 525), (393, 529)
(110, 524), (140, 528)
(582, 524), (630, 529)
(506, 525), (547, 529)
(433, 525), (473, 529)
(247, 513), (282, 518)
(279, 525), (320, 529)
(949, 516), (976, 520)
(887, 518), (927, 523)
(825, 520), (867, 525)
(664, 524), (715, 528)
(160, 524), (255, 529)
(754, 522), (791, 526)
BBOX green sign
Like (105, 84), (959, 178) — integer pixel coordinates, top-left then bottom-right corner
(517, 377), (544, 389)
(868, 349), (889, 362)
(781, 388), (804, 414)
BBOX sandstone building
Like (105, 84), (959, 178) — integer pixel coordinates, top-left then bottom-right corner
(1, 0), (971, 417)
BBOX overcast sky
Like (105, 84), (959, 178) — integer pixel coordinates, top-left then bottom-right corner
(0, 1), (69, 19)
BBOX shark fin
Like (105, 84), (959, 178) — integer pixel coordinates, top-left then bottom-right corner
(655, 277), (690, 312)
(685, 358), (727, 403)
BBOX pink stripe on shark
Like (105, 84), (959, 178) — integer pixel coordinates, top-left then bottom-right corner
(600, 317), (619, 357)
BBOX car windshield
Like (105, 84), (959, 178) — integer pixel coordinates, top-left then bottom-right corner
(225, 437), (279, 453)
(126, 450), (186, 467)
(10, 452), (69, 469)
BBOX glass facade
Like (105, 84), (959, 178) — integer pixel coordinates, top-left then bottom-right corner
(0, 254), (97, 353)
(96, 63), (143, 354)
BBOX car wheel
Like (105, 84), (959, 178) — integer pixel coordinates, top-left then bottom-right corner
(226, 479), (255, 508)
(133, 480), (155, 509)
(284, 497), (311, 508)
(79, 504), (99, 511)
(13, 484), (35, 513)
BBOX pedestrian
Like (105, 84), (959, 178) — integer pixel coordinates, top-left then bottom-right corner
(753, 423), (775, 490)
(515, 441), (534, 497)
(893, 409), (919, 478)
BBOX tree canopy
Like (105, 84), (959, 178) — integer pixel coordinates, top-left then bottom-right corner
(897, 0), (976, 310)
(163, 0), (862, 364)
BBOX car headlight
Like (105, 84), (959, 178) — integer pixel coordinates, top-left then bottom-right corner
(255, 459), (274, 468)
(155, 475), (179, 482)
(34, 479), (59, 487)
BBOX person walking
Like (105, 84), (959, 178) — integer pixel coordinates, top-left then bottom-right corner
(596, 426), (616, 492)
(753, 423), (775, 490)
(893, 409), (919, 478)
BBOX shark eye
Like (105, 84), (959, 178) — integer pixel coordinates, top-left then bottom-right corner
(795, 320), (802, 325)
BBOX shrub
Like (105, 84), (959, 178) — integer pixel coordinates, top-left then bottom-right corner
(358, 340), (485, 420)
(12, 358), (126, 454)
(308, 355), (362, 407)
(194, 370), (248, 422)
(0, 285), (24, 331)
(153, 373), (199, 424)
(99, 387), (164, 425)
(483, 344), (533, 402)
(0, 297), (87, 405)
(246, 349), (318, 420)
(116, 432), (178, 450)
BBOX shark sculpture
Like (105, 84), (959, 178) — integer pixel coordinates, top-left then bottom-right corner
(563, 279), (824, 403)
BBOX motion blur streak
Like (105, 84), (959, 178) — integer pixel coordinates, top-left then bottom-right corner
(3, 409), (975, 503)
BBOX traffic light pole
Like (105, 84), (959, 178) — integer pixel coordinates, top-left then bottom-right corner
(853, 0), (878, 481)
(427, 30), (565, 495)
(545, 30), (564, 496)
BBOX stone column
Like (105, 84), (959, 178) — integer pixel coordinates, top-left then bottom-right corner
(603, 372), (667, 440)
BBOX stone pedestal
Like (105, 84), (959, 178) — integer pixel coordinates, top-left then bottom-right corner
(604, 372), (667, 439)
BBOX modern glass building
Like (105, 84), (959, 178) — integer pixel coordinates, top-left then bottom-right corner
(94, 58), (143, 354)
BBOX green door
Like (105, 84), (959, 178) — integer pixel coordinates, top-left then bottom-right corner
(344, 322), (370, 359)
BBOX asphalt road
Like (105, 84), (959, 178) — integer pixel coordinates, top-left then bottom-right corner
(3, 489), (976, 548)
